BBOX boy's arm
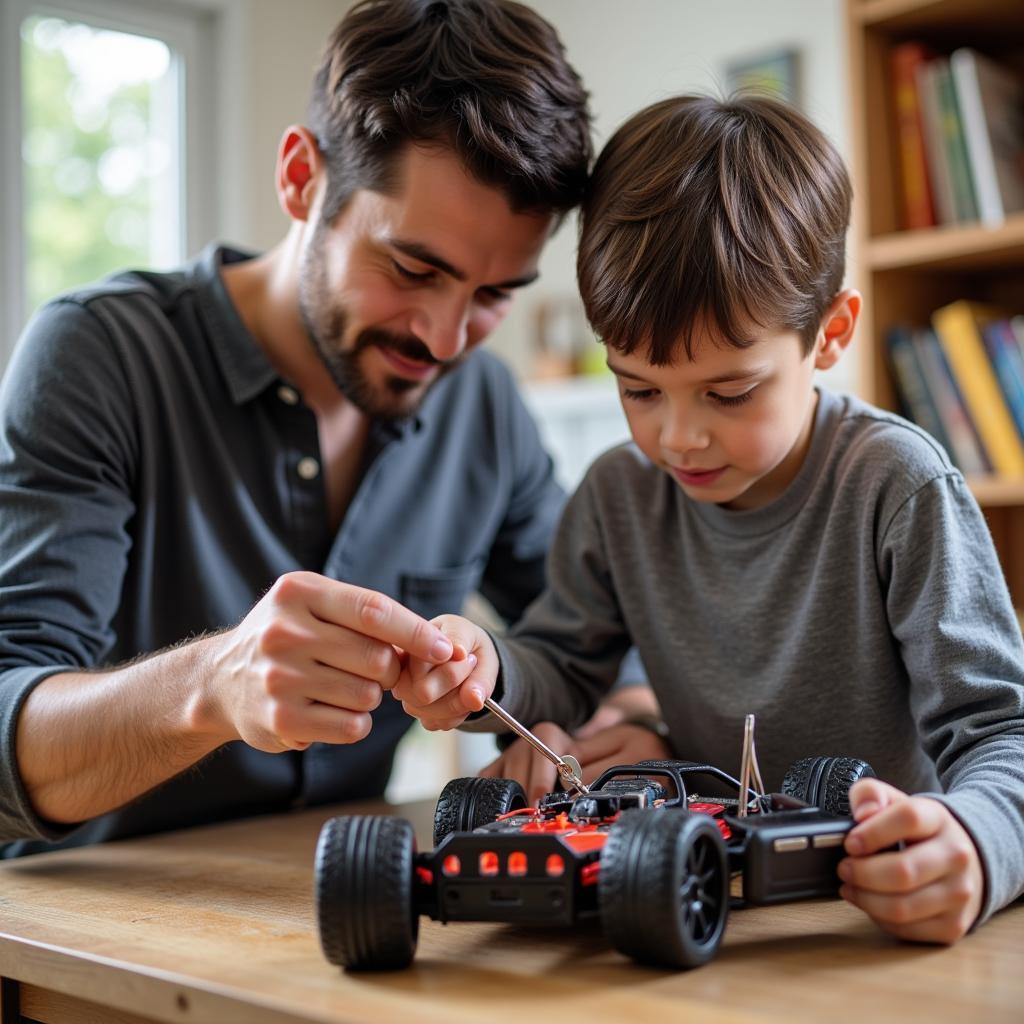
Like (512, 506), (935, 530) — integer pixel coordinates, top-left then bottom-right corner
(845, 473), (1024, 936)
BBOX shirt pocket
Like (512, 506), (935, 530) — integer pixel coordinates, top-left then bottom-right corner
(399, 560), (484, 621)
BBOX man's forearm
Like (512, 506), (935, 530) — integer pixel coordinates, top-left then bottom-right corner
(14, 634), (230, 825)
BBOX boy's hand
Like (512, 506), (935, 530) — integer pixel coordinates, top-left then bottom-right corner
(480, 721), (671, 805)
(391, 614), (499, 730)
(838, 778), (984, 944)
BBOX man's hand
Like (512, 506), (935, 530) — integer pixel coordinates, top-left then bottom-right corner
(838, 778), (984, 944)
(481, 721), (672, 804)
(199, 571), (457, 752)
(391, 614), (500, 730)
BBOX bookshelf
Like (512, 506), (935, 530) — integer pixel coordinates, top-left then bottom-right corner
(847, 0), (1024, 605)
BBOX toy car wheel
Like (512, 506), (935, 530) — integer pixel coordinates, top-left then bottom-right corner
(432, 776), (527, 846)
(599, 810), (729, 970)
(314, 815), (418, 970)
(781, 757), (875, 817)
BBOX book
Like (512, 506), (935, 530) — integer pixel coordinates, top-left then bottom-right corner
(981, 319), (1024, 443)
(891, 43), (936, 229)
(934, 59), (979, 222)
(887, 326), (950, 451)
(913, 328), (991, 476)
(932, 300), (1024, 476)
(950, 48), (1024, 225)
(917, 57), (958, 225)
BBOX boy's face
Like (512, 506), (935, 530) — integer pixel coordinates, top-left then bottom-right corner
(608, 324), (830, 510)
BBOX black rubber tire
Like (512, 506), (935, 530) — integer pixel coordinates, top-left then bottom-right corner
(314, 815), (418, 970)
(599, 810), (729, 970)
(781, 757), (876, 817)
(432, 776), (527, 847)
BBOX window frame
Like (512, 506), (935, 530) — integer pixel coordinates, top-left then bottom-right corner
(0, 0), (217, 365)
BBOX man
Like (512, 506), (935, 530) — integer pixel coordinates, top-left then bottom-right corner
(0, 0), (662, 857)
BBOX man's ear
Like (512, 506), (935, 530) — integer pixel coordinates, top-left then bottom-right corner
(275, 125), (324, 222)
(814, 288), (862, 371)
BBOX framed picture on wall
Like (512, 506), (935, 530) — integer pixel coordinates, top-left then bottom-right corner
(725, 48), (801, 108)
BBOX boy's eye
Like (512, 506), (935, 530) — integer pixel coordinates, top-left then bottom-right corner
(708, 388), (755, 407)
(621, 386), (658, 402)
(479, 286), (512, 303)
(392, 259), (433, 283)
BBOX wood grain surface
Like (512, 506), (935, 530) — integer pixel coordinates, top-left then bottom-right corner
(0, 799), (1020, 1024)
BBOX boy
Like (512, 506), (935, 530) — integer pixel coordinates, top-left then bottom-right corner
(392, 94), (1024, 944)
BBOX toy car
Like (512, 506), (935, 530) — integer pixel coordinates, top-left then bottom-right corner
(314, 723), (874, 972)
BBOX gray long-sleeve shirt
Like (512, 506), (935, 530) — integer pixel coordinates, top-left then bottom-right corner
(0, 245), (565, 854)
(486, 387), (1024, 923)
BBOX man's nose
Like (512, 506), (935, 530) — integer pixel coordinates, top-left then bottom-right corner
(409, 297), (471, 363)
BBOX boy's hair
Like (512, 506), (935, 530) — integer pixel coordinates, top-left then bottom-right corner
(307, 0), (592, 222)
(577, 94), (851, 364)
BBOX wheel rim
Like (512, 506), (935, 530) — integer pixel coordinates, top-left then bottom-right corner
(679, 833), (722, 945)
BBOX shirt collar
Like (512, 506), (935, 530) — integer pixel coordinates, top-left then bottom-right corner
(193, 243), (280, 405)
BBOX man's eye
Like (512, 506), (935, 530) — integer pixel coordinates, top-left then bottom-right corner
(708, 388), (755, 407)
(621, 387), (658, 402)
(392, 260), (432, 282)
(479, 287), (512, 303)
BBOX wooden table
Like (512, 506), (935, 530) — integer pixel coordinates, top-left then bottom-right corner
(0, 799), (1020, 1024)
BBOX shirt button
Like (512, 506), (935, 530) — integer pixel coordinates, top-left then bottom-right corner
(277, 385), (299, 405)
(297, 456), (320, 480)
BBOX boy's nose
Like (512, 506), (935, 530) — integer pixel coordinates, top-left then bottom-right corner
(660, 413), (710, 454)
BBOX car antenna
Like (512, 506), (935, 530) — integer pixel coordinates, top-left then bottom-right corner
(737, 713), (766, 817)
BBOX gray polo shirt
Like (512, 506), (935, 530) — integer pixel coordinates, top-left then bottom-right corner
(0, 244), (564, 854)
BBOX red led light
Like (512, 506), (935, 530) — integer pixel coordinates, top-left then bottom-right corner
(479, 851), (499, 876)
(442, 854), (461, 876)
(508, 851), (528, 876)
(545, 854), (565, 877)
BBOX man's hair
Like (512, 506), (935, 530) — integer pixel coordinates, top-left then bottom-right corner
(578, 94), (852, 364)
(307, 0), (592, 222)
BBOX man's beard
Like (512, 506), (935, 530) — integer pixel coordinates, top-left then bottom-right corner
(298, 231), (460, 420)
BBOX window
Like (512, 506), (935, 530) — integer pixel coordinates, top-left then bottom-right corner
(0, 0), (215, 365)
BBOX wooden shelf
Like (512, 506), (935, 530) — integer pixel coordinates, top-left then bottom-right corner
(966, 476), (1024, 508)
(853, 0), (1024, 33)
(866, 213), (1024, 271)
(848, 0), (1024, 603)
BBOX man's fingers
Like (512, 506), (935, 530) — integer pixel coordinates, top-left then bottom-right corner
(838, 837), (957, 895)
(268, 701), (373, 748)
(294, 574), (454, 664)
(845, 796), (946, 856)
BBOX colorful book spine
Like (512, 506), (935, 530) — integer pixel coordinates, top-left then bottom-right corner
(887, 326), (950, 452)
(932, 301), (1024, 476)
(917, 58), (958, 224)
(934, 59), (979, 222)
(914, 328), (991, 475)
(982, 320), (1024, 442)
(891, 42), (936, 229)
(951, 48), (1024, 225)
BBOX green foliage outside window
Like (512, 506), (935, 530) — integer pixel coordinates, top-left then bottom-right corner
(21, 17), (174, 316)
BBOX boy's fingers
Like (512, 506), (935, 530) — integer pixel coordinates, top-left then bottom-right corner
(840, 875), (971, 928)
(845, 796), (945, 856)
(838, 836), (952, 894)
(572, 725), (634, 764)
(848, 777), (900, 821)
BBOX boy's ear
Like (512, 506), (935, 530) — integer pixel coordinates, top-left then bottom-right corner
(814, 288), (862, 371)
(275, 125), (325, 222)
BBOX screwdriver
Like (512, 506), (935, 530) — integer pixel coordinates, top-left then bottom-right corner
(483, 696), (589, 795)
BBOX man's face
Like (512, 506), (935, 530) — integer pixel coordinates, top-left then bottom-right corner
(298, 144), (554, 418)
(608, 324), (822, 510)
